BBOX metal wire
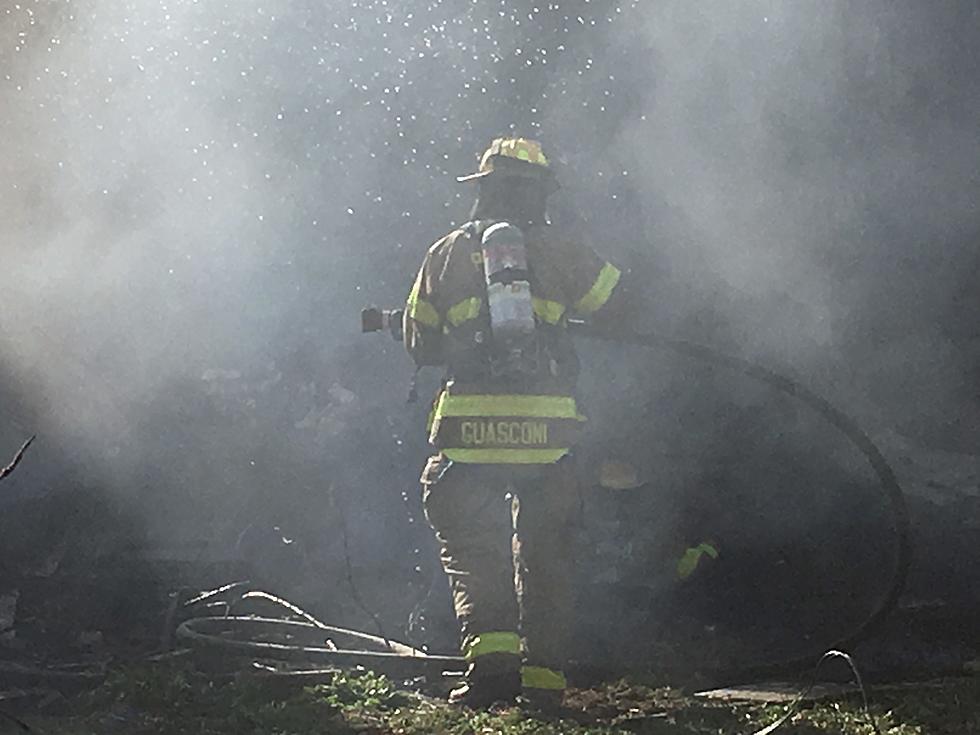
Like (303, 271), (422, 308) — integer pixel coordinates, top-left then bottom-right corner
(748, 650), (882, 735)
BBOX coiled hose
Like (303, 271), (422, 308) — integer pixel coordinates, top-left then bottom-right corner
(576, 325), (911, 665)
(176, 590), (464, 677)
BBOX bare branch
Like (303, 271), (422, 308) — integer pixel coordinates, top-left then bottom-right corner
(0, 435), (35, 483)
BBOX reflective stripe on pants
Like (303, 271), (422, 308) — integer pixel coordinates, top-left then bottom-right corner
(464, 631), (521, 661)
(422, 458), (579, 681)
(521, 666), (567, 691)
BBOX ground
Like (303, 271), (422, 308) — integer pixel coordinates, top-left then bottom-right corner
(10, 664), (978, 735)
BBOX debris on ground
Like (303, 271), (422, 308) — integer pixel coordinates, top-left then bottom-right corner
(3, 663), (975, 734)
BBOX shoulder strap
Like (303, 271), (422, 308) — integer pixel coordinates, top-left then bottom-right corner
(460, 219), (498, 241)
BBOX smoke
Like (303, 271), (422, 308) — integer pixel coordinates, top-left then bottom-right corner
(2, 0), (978, 636)
(591, 2), (980, 440)
(580, 3), (980, 646)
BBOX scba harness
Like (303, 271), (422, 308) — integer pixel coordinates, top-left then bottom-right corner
(429, 220), (584, 464)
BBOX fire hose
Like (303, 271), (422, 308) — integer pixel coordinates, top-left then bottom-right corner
(576, 324), (911, 666)
(176, 323), (910, 682)
(176, 591), (463, 678)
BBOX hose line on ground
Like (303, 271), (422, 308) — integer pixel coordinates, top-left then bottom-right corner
(176, 589), (464, 677)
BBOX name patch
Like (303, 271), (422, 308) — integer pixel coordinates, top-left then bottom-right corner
(460, 420), (549, 446)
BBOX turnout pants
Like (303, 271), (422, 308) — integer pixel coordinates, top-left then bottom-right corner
(421, 454), (580, 691)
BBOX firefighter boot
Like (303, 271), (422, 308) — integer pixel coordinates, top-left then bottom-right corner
(448, 655), (521, 708)
(520, 688), (564, 715)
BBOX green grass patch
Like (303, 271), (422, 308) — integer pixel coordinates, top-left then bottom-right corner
(19, 663), (980, 735)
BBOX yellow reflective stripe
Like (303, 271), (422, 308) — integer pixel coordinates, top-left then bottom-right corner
(521, 666), (567, 691)
(677, 549), (698, 580)
(444, 448), (569, 464)
(410, 299), (440, 328)
(574, 262), (621, 315)
(464, 632), (521, 661)
(435, 393), (581, 420)
(532, 297), (565, 325)
(676, 542), (720, 580)
(498, 138), (548, 167)
(698, 542), (720, 559)
(406, 281), (441, 328)
(447, 296), (482, 327)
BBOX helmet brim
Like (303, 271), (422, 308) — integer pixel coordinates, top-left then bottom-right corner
(456, 166), (555, 184)
(455, 170), (494, 183)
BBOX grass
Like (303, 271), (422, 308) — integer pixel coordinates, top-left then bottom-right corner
(15, 662), (980, 734)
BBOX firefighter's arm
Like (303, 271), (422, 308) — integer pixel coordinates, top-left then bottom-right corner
(403, 255), (445, 366)
(562, 239), (629, 328)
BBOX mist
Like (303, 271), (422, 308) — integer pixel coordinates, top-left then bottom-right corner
(2, 0), (979, 647)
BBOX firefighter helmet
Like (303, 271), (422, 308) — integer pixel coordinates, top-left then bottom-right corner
(457, 137), (554, 183)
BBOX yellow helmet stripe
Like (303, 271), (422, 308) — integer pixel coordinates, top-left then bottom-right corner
(491, 138), (549, 167)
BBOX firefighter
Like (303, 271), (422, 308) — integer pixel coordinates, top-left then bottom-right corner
(403, 138), (627, 708)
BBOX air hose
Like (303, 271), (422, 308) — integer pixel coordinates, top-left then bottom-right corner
(177, 330), (909, 680)
(573, 323), (911, 664)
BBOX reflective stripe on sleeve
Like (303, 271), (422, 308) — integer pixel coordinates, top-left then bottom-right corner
(410, 299), (440, 328)
(521, 666), (567, 691)
(532, 297), (566, 325)
(447, 296), (482, 326)
(574, 262), (621, 315)
(464, 632), (522, 661)
(444, 448), (570, 464)
(434, 393), (583, 420)
(406, 281), (441, 328)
